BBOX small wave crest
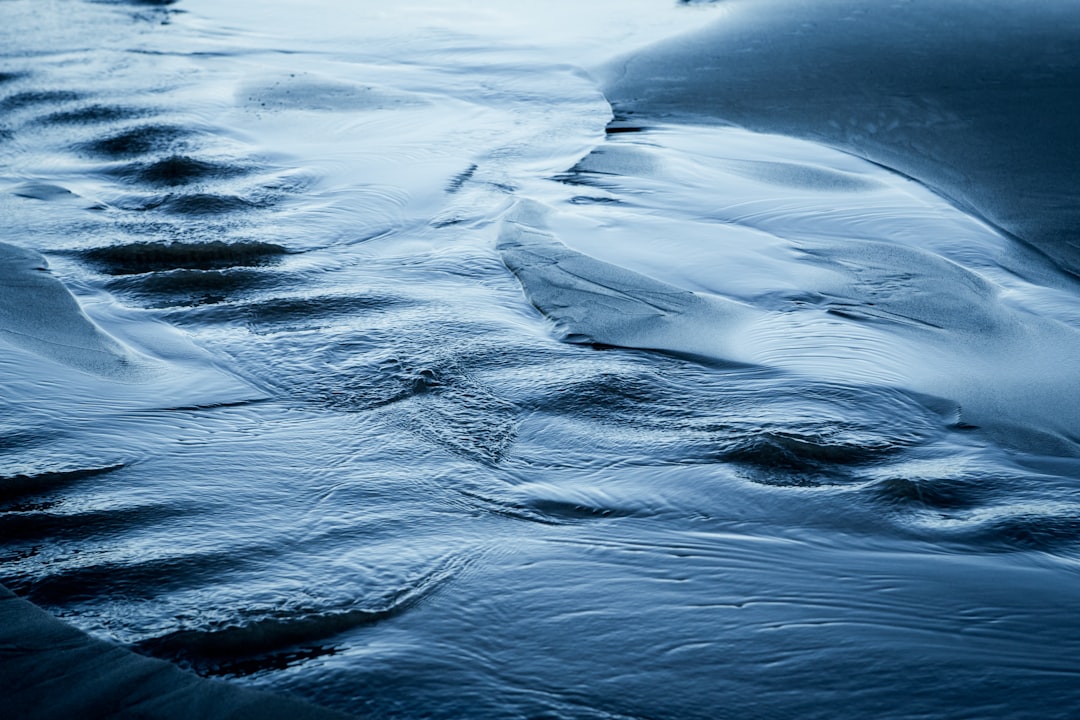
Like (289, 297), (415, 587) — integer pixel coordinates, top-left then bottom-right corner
(0, 464), (125, 505)
(134, 558), (459, 678)
(80, 240), (289, 275)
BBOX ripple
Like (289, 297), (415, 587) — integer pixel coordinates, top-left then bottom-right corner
(81, 124), (193, 158)
(869, 475), (984, 511)
(155, 193), (266, 215)
(107, 268), (281, 307)
(0, 89), (82, 111)
(41, 104), (146, 126)
(12, 544), (269, 606)
(4, 1), (1080, 718)
(135, 558), (455, 678)
(109, 155), (252, 187)
(0, 464), (126, 505)
(242, 293), (410, 329)
(923, 504), (1080, 553)
(0, 503), (187, 542)
(80, 240), (289, 275)
(89, 0), (178, 6)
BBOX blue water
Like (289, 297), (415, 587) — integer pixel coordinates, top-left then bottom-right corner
(2, 1), (1080, 718)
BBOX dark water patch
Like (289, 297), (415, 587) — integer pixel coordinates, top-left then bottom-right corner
(41, 104), (146, 126)
(569, 195), (624, 205)
(0, 127), (13, 142)
(458, 485), (638, 526)
(193, 645), (340, 678)
(141, 607), (392, 677)
(734, 465), (860, 488)
(106, 192), (263, 214)
(869, 475), (985, 511)
(104, 217), (265, 250)
(315, 353), (460, 410)
(823, 304), (945, 330)
(967, 510), (1080, 552)
(0, 423), (53, 455)
(526, 497), (637, 522)
(13, 546), (265, 606)
(720, 425), (906, 470)
(0, 498), (59, 514)
(0, 503), (185, 542)
(0, 545), (41, 564)
(519, 360), (946, 472)
(136, 563), (451, 677)
(81, 124), (191, 158)
(88, 0), (179, 6)
(382, 357), (459, 397)
(715, 413), (947, 482)
(0, 90), (82, 111)
(0, 72), (24, 85)
(446, 164), (477, 193)
(150, 193), (264, 215)
(552, 169), (616, 189)
(107, 268), (279, 307)
(244, 293), (408, 329)
(82, 240), (287, 275)
(159, 292), (405, 330)
(312, 374), (418, 413)
(0, 464), (125, 505)
(455, 489), (560, 526)
(520, 371), (667, 419)
(110, 155), (251, 187)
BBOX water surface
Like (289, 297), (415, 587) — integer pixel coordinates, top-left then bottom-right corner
(2, 1), (1080, 718)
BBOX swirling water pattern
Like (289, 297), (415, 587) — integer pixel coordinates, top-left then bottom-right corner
(2, 1), (1080, 718)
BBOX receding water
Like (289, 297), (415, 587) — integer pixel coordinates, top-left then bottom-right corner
(3, 1), (1080, 718)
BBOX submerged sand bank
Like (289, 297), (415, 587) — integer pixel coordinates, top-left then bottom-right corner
(0, 585), (352, 719)
(600, 0), (1080, 276)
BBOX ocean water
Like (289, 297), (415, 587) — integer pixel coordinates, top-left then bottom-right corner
(2, 1), (1080, 718)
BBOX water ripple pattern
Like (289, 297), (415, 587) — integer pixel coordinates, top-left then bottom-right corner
(2, 1), (1080, 719)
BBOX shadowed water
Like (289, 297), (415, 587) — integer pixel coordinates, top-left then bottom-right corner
(2, 1), (1080, 718)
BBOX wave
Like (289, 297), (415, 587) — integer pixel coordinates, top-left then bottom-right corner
(135, 558), (456, 678)
(0, 464), (126, 505)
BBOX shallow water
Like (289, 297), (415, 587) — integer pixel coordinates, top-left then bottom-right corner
(3, 1), (1080, 718)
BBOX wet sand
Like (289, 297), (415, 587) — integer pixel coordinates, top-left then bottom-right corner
(600, 0), (1080, 276)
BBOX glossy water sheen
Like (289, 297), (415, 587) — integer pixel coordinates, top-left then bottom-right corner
(2, 1), (1080, 718)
